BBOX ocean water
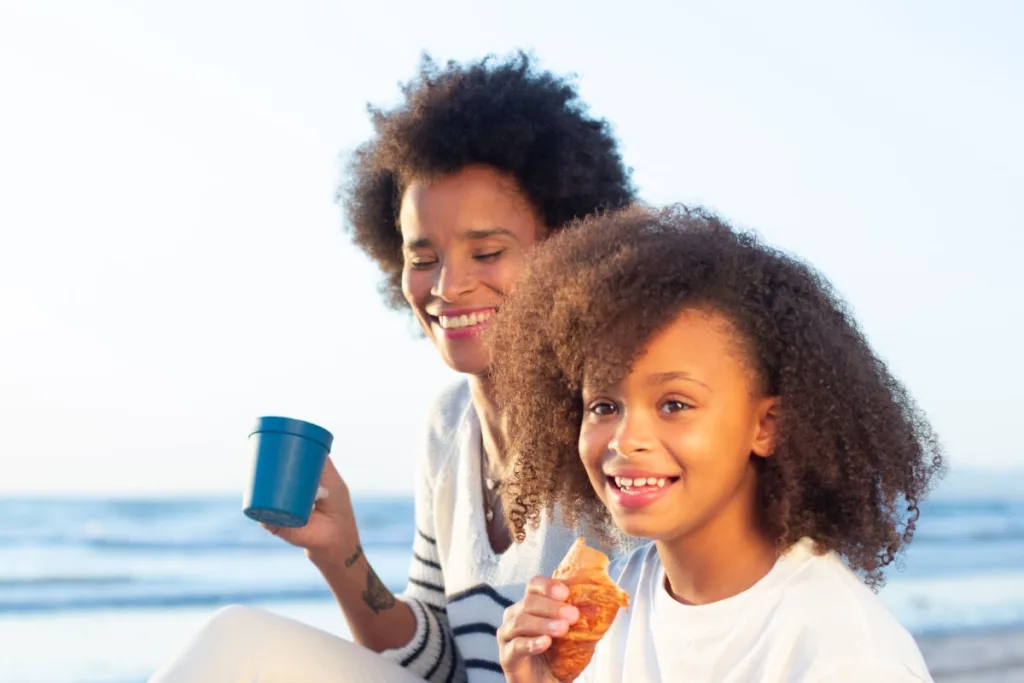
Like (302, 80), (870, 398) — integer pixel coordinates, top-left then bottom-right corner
(2, 469), (1023, 682)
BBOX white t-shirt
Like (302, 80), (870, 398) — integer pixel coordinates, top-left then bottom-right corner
(581, 539), (933, 683)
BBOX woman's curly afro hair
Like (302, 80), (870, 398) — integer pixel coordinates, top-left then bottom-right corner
(490, 204), (946, 587)
(336, 51), (635, 309)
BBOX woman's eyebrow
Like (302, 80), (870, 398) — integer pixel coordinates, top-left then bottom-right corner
(403, 227), (515, 250)
(460, 227), (515, 241)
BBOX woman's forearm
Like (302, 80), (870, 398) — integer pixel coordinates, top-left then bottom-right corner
(310, 543), (417, 651)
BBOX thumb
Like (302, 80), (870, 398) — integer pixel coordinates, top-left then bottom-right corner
(501, 636), (554, 683)
(319, 456), (345, 489)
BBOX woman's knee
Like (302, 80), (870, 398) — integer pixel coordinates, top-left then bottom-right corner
(194, 605), (278, 645)
(148, 605), (268, 682)
(203, 605), (264, 629)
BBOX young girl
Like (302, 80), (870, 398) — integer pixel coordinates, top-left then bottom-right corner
(490, 205), (944, 682)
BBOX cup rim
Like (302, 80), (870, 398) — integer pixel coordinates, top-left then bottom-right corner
(250, 416), (333, 451)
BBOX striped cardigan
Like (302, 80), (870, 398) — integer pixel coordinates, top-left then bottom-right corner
(378, 380), (620, 682)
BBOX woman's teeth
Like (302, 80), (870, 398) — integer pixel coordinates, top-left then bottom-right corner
(438, 310), (494, 329)
(614, 476), (667, 491)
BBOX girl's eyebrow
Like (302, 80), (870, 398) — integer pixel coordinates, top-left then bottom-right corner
(647, 370), (713, 392)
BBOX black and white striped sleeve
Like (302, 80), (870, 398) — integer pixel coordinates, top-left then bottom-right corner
(379, 451), (464, 683)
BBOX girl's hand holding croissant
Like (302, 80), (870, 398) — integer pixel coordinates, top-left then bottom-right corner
(497, 576), (579, 683)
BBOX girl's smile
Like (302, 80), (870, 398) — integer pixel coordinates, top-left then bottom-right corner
(606, 475), (679, 508)
(604, 469), (681, 508)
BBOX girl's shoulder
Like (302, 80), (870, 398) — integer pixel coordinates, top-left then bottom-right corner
(768, 541), (931, 677)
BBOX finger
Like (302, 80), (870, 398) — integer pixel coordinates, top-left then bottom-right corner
(501, 634), (552, 669)
(309, 487), (328, 515)
(521, 591), (580, 624)
(526, 576), (570, 601)
(260, 523), (299, 544)
(501, 611), (570, 642)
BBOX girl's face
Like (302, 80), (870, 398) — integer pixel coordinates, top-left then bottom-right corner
(400, 165), (545, 376)
(579, 308), (779, 543)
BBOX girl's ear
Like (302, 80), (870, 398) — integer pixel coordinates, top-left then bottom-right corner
(752, 396), (781, 458)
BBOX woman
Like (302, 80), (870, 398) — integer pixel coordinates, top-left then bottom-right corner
(149, 51), (636, 683)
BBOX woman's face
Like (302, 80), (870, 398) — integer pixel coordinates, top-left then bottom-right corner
(578, 308), (779, 544)
(400, 165), (545, 376)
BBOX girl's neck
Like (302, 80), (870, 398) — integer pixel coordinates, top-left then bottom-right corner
(467, 374), (505, 476)
(656, 505), (777, 607)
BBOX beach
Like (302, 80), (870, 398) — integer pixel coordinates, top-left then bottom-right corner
(920, 629), (1024, 682)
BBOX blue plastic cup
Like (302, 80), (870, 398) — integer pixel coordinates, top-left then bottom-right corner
(242, 416), (334, 528)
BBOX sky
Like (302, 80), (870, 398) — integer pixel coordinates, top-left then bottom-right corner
(0, 1), (1021, 496)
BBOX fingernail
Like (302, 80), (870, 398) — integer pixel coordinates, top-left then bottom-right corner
(529, 637), (547, 653)
(550, 583), (568, 600)
(559, 605), (579, 623)
(547, 619), (568, 636)
(315, 486), (329, 501)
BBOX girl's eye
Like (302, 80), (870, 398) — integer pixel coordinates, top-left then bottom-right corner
(661, 399), (693, 414)
(587, 401), (618, 417)
(474, 250), (504, 262)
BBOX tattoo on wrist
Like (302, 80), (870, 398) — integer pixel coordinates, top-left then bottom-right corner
(362, 565), (396, 614)
(344, 544), (364, 568)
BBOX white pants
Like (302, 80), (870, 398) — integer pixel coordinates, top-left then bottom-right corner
(147, 605), (426, 683)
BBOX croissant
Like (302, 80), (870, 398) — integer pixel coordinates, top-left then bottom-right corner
(544, 537), (630, 682)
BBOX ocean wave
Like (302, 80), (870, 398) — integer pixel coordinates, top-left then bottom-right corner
(0, 575), (413, 614)
(0, 533), (415, 553)
(5, 524), (1024, 551)
(0, 586), (338, 614)
(0, 575), (135, 588)
(0, 497), (417, 552)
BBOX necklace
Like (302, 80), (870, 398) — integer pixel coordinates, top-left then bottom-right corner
(484, 475), (501, 522)
(481, 437), (502, 523)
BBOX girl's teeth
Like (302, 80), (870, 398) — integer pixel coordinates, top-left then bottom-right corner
(614, 476), (670, 490)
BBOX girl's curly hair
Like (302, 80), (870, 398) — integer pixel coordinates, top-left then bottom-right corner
(336, 51), (635, 310)
(490, 204), (945, 587)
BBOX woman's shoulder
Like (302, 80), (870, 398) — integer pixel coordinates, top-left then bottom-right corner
(608, 541), (659, 592)
(423, 378), (472, 427)
(415, 378), (474, 478)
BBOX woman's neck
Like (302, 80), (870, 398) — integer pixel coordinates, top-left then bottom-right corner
(656, 492), (777, 606)
(467, 374), (505, 477)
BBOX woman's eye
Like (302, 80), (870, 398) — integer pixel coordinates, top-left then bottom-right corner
(407, 258), (437, 269)
(588, 401), (617, 416)
(474, 250), (504, 262)
(661, 399), (692, 414)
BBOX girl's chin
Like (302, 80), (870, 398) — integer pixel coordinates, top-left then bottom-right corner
(607, 509), (679, 543)
(613, 519), (660, 540)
